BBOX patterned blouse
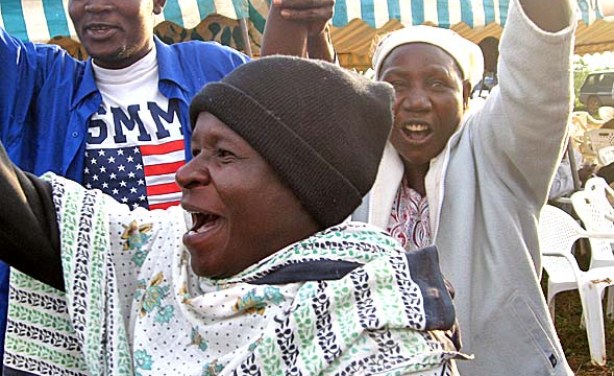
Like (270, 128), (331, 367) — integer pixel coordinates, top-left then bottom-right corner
(387, 176), (432, 252)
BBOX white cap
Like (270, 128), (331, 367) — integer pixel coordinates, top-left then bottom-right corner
(372, 25), (485, 88)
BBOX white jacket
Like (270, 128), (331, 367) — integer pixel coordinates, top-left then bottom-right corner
(363, 0), (575, 374)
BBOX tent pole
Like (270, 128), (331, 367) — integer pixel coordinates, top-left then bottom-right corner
(239, 18), (253, 57)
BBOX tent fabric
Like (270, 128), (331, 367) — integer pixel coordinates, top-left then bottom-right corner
(0, 0), (612, 71)
(330, 17), (614, 71)
(0, 0), (605, 44)
(338, 0), (603, 28)
(0, 0), (270, 43)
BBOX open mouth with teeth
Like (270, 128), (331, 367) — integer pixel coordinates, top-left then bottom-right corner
(83, 24), (117, 39)
(87, 25), (112, 31)
(401, 123), (431, 142)
(188, 212), (221, 235)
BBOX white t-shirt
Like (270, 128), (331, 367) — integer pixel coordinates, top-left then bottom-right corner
(85, 46), (185, 210)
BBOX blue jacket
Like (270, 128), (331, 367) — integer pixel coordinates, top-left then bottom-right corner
(0, 29), (248, 180)
(0, 27), (248, 360)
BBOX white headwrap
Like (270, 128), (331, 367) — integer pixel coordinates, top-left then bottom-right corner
(372, 25), (485, 88)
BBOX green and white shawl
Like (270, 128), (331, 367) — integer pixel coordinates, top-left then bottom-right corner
(5, 174), (467, 375)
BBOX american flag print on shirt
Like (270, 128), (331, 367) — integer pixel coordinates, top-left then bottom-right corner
(83, 139), (185, 210)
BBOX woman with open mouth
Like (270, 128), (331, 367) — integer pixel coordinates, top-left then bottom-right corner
(0, 56), (467, 376)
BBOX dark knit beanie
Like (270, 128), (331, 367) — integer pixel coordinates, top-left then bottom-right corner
(189, 55), (394, 228)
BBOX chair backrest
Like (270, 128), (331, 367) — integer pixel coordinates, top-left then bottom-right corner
(570, 177), (614, 268)
(585, 176), (614, 204)
(539, 205), (586, 258)
(598, 145), (614, 166)
(585, 129), (614, 166)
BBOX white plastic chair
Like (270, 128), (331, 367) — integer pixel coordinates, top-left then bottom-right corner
(571, 177), (614, 269)
(570, 177), (614, 317)
(571, 112), (601, 159)
(584, 128), (614, 166)
(597, 145), (614, 166)
(539, 204), (614, 366)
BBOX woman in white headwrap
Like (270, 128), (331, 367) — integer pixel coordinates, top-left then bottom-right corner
(356, 0), (577, 375)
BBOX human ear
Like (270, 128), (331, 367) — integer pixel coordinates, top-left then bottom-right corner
(462, 81), (472, 110)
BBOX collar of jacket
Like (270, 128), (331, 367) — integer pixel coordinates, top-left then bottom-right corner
(71, 36), (189, 110)
(154, 36), (189, 95)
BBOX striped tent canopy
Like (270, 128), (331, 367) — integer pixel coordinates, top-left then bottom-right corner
(1, 0), (611, 68)
(333, 0), (604, 29)
(329, 0), (612, 70)
(0, 0), (269, 44)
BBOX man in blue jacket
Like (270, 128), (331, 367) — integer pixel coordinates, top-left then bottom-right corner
(0, 0), (334, 371)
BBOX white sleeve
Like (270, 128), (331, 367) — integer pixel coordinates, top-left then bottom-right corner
(470, 0), (576, 204)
